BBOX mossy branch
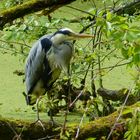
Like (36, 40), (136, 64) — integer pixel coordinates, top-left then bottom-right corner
(115, 0), (140, 15)
(0, 0), (75, 29)
(70, 102), (140, 139)
(0, 102), (139, 139)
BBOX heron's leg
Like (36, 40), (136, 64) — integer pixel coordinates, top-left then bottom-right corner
(36, 96), (41, 120)
(62, 65), (71, 133)
(47, 93), (55, 125)
(49, 109), (54, 124)
(35, 96), (45, 131)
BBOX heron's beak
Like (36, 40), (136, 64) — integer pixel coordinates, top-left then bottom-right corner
(71, 32), (94, 38)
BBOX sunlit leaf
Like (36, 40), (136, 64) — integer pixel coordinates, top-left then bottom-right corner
(122, 108), (133, 116)
(106, 21), (112, 30)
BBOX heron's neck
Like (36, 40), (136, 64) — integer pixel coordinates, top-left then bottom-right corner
(50, 34), (65, 45)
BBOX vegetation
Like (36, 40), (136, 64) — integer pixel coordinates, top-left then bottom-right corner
(0, 0), (140, 139)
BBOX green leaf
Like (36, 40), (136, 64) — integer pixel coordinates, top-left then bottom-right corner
(121, 47), (129, 59)
(133, 53), (140, 65)
(124, 131), (132, 139)
(106, 21), (112, 30)
(120, 23), (129, 30)
(106, 11), (112, 21)
(96, 17), (105, 26)
(86, 137), (96, 140)
(122, 108), (133, 116)
(88, 8), (96, 15)
(65, 130), (70, 137)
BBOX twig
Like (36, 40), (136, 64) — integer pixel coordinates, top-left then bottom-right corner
(72, 60), (130, 77)
(83, 64), (91, 81)
(97, 27), (103, 88)
(5, 121), (22, 140)
(66, 5), (94, 16)
(105, 59), (124, 74)
(37, 134), (60, 140)
(115, 0), (140, 15)
(106, 83), (134, 140)
(91, 25), (97, 97)
(62, 65), (71, 134)
(100, 48), (116, 64)
(69, 90), (83, 108)
(0, 46), (27, 56)
(98, 61), (130, 71)
(80, 21), (96, 34)
(75, 107), (88, 139)
(79, 0), (140, 34)
(0, 39), (31, 48)
(112, 0), (121, 10)
(90, 60), (130, 83)
(89, 0), (97, 9)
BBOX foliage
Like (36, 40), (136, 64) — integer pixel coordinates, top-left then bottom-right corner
(0, 0), (140, 139)
(124, 108), (140, 140)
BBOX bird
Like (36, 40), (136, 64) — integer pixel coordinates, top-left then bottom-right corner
(24, 28), (94, 123)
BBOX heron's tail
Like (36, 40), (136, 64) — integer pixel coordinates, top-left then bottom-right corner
(22, 92), (36, 105)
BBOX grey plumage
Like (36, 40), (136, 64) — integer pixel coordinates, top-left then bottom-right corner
(24, 28), (94, 107)
(25, 31), (73, 105)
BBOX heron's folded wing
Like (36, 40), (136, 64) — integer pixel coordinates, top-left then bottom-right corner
(25, 37), (52, 94)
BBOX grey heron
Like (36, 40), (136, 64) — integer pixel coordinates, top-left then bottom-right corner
(24, 28), (94, 123)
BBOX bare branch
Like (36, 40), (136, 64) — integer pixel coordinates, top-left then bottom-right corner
(115, 0), (140, 15)
(106, 84), (134, 140)
(0, 39), (31, 48)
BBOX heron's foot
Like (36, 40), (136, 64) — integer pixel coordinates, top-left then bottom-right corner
(48, 118), (58, 127)
(34, 119), (45, 131)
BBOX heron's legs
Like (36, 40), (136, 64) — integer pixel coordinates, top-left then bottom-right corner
(34, 96), (45, 131)
(62, 66), (71, 133)
(36, 97), (41, 120)
(49, 108), (54, 124)
(47, 94), (55, 125)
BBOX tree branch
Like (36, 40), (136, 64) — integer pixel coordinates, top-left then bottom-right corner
(0, 39), (31, 48)
(0, 0), (75, 29)
(115, 0), (140, 15)
(97, 87), (139, 105)
(1, 0), (140, 30)
(79, 0), (140, 33)
(0, 102), (139, 139)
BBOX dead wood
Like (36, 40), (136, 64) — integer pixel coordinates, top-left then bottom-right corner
(97, 87), (139, 105)
(0, 102), (139, 139)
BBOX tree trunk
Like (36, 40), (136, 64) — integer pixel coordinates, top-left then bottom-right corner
(0, 102), (139, 139)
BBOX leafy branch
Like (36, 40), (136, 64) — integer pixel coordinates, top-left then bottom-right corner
(79, 0), (140, 33)
(0, 39), (31, 48)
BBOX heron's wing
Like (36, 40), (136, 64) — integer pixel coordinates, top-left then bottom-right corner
(25, 37), (52, 94)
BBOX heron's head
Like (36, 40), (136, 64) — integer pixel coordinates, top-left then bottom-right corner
(51, 28), (94, 45)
